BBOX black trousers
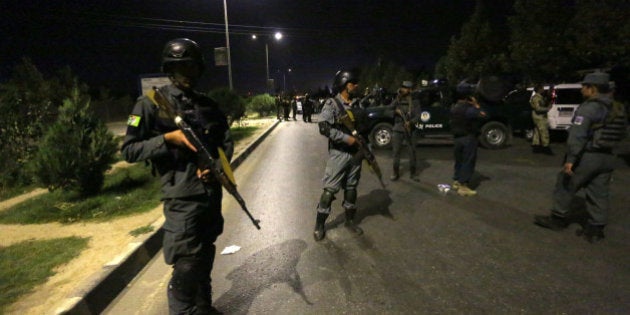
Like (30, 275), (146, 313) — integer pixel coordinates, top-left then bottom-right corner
(453, 134), (478, 184)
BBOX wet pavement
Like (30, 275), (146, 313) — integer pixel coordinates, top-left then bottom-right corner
(104, 117), (630, 314)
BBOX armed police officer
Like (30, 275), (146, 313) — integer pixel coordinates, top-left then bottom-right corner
(390, 81), (422, 182)
(122, 38), (233, 314)
(530, 84), (553, 155)
(534, 72), (627, 243)
(313, 70), (366, 241)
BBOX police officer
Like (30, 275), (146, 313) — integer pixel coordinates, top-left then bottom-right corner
(530, 84), (553, 155)
(282, 95), (291, 121)
(302, 93), (314, 123)
(291, 96), (298, 120)
(314, 70), (365, 241)
(450, 84), (486, 197)
(122, 38), (232, 314)
(390, 81), (421, 182)
(534, 72), (626, 242)
(275, 94), (283, 121)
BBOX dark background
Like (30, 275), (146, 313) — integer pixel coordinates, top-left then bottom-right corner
(0, 0), (494, 97)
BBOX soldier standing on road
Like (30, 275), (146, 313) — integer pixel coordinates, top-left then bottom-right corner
(390, 81), (422, 182)
(121, 38), (232, 314)
(313, 70), (365, 241)
(302, 93), (314, 123)
(275, 94), (283, 121)
(450, 85), (486, 197)
(282, 95), (291, 121)
(291, 97), (298, 120)
(530, 84), (553, 155)
(534, 72), (627, 242)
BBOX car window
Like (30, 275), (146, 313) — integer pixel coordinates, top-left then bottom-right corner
(554, 88), (582, 105)
(504, 90), (531, 107)
(416, 90), (442, 107)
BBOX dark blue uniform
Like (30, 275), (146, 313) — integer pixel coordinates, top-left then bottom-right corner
(552, 95), (617, 226)
(122, 84), (233, 314)
(450, 100), (484, 187)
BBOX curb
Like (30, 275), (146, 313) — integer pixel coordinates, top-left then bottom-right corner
(59, 119), (281, 315)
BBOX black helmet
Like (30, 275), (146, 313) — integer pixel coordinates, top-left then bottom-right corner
(161, 38), (205, 73)
(333, 70), (358, 92)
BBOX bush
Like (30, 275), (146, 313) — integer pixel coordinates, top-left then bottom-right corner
(31, 88), (118, 197)
(208, 87), (246, 126)
(247, 94), (275, 117)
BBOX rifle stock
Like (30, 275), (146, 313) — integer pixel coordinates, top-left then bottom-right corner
(152, 87), (261, 229)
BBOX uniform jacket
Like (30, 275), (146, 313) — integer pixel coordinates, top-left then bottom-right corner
(320, 94), (356, 153)
(530, 92), (549, 116)
(450, 100), (485, 137)
(566, 94), (611, 164)
(121, 84), (234, 199)
(391, 95), (422, 132)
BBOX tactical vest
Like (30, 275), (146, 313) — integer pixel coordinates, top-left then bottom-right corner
(149, 87), (225, 175)
(590, 99), (628, 150)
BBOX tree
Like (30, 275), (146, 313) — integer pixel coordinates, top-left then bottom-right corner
(509, 0), (577, 83)
(441, 1), (512, 84)
(247, 94), (276, 117)
(566, 0), (630, 70)
(207, 88), (246, 126)
(31, 87), (118, 197)
(0, 58), (57, 188)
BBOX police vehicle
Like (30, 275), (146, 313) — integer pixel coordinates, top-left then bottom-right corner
(364, 86), (534, 150)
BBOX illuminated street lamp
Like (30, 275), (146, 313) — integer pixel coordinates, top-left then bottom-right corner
(252, 32), (282, 92)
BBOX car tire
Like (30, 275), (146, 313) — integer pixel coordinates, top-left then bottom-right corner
(479, 121), (510, 149)
(370, 122), (393, 150)
(524, 128), (534, 141)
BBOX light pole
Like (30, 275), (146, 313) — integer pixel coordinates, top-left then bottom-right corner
(252, 32), (282, 92)
(283, 68), (292, 92)
(222, 0), (233, 90)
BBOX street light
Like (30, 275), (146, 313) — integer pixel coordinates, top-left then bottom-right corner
(252, 32), (282, 92)
(222, 0), (233, 89)
(284, 68), (292, 92)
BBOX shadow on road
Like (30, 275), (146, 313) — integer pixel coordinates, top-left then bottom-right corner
(214, 239), (311, 314)
(327, 189), (393, 231)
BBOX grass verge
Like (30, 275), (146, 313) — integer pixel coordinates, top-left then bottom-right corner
(0, 163), (161, 224)
(0, 124), (263, 224)
(0, 237), (89, 313)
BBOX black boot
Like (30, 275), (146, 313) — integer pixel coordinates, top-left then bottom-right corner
(344, 209), (363, 235)
(576, 224), (605, 243)
(313, 212), (329, 241)
(534, 214), (569, 231)
(532, 145), (541, 153)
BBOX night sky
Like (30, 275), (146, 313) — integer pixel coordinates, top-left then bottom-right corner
(1, 0), (477, 97)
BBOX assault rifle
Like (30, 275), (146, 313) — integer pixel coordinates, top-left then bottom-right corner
(394, 108), (413, 140)
(337, 112), (387, 189)
(149, 87), (261, 230)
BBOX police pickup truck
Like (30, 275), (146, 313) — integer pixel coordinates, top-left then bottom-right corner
(364, 86), (534, 150)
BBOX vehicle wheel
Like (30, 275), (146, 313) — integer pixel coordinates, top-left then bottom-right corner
(524, 128), (534, 141)
(370, 122), (393, 150)
(479, 121), (509, 149)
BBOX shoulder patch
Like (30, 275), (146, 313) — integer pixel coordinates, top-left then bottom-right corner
(127, 115), (141, 127)
(573, 116), (584, 125)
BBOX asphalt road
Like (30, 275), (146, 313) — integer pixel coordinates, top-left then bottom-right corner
(104, 116), (630, 314)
